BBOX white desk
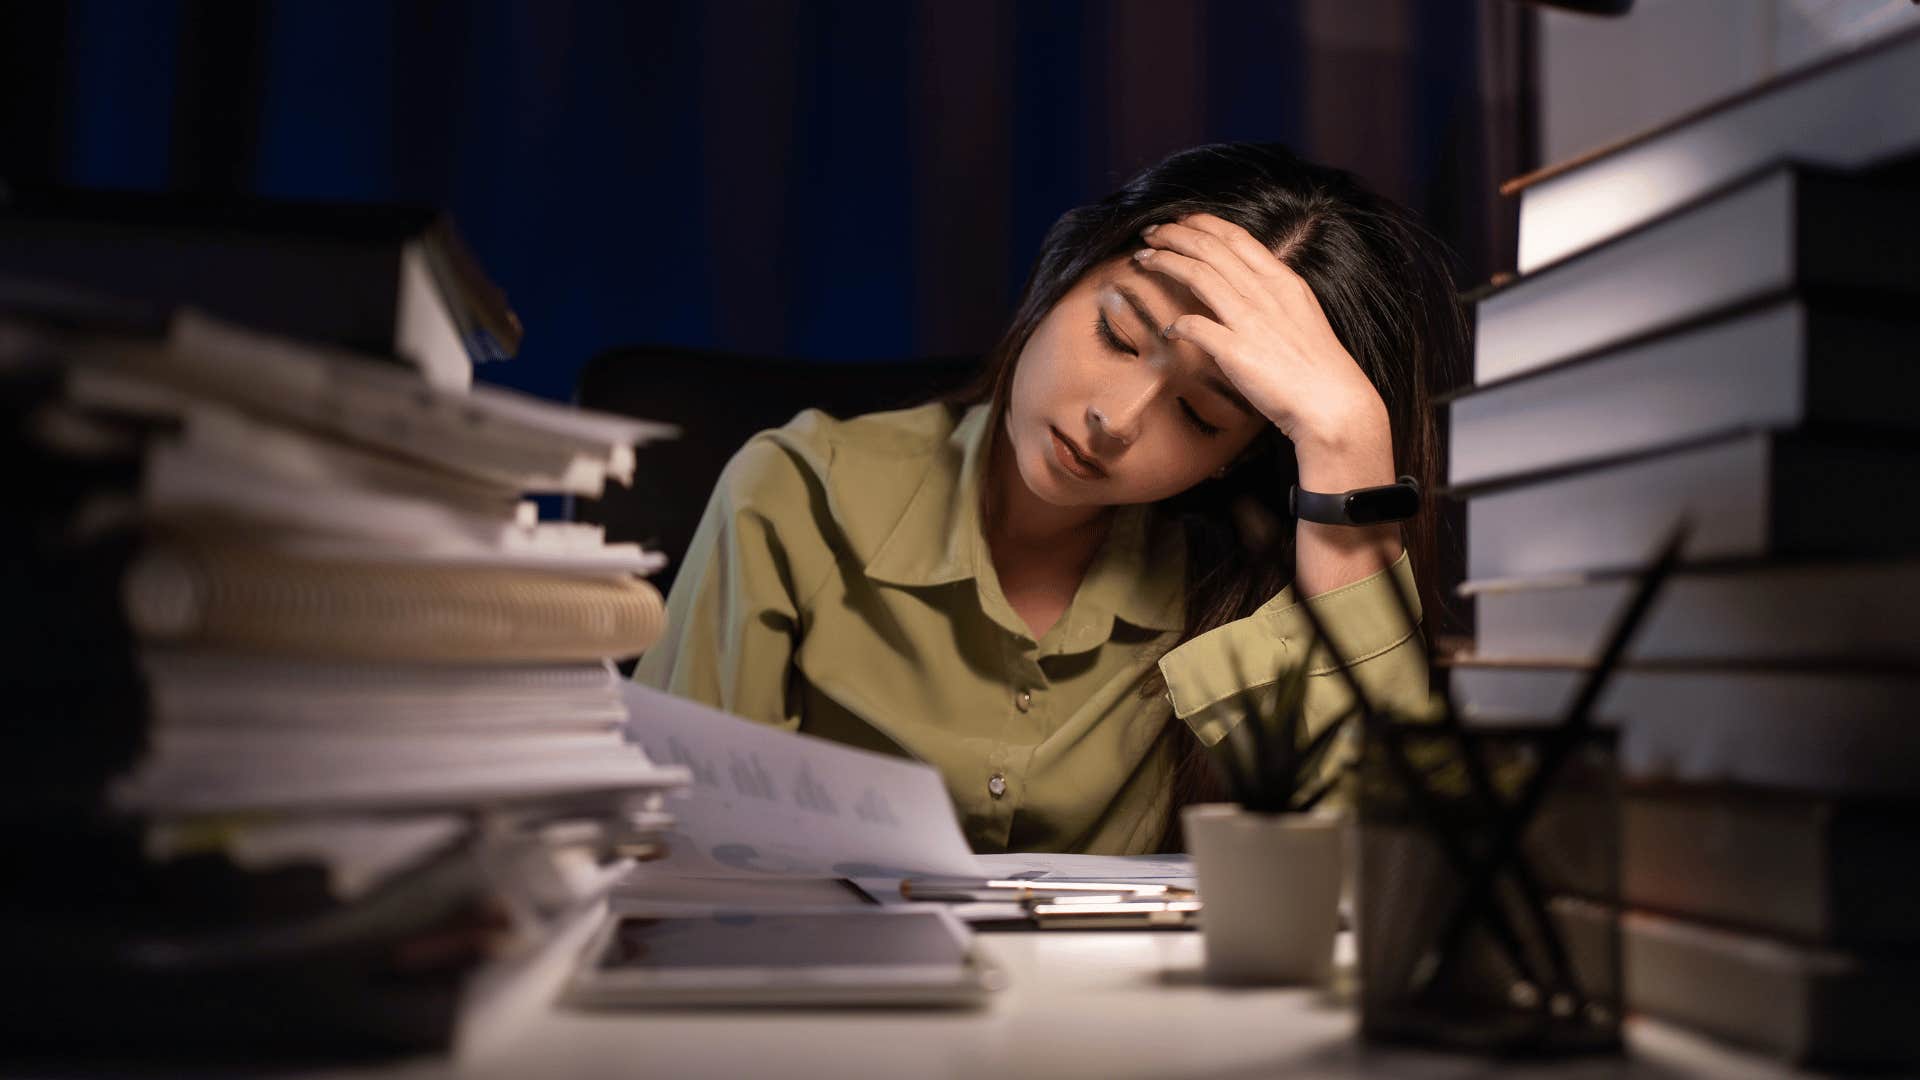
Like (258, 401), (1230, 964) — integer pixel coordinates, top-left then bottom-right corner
(330, 930), (1803, 1080)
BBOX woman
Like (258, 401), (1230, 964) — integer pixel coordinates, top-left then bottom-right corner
(636, 142), (1465, 854)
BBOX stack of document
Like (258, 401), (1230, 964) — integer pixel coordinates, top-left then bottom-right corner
(613, 682), (1199, 932)
(0, 287), (688, 1060)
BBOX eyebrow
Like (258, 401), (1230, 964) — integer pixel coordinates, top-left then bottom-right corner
(1114, 284), (1262, 421)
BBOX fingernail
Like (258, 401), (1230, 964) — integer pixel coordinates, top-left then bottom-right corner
(1133, 248), (1151, 260)
(1141, 224), (1159, 236)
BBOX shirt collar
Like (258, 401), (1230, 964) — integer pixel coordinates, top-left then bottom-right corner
(861, 402), (993, 589)
(862, 403), (1185, 637)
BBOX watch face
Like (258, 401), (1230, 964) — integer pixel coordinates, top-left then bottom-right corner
(1343, 484), (1420, 524)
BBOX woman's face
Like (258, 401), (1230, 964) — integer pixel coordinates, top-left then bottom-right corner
(1004, 255), (1272, 508)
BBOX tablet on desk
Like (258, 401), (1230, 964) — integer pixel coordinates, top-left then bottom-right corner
(563, 908), (1005, 1008)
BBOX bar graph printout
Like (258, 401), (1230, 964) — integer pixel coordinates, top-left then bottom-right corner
(620, 682), (985, 878)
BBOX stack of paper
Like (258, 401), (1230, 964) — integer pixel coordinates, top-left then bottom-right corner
(0, 287), (687, 1060)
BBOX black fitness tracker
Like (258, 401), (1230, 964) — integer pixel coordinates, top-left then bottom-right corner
(1289, 475), (1421, 526)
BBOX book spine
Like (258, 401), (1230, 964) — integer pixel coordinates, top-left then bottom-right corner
(1625, 790), (1920, 946)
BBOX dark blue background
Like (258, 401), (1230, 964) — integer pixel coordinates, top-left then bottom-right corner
(1, 0), (1529, 404)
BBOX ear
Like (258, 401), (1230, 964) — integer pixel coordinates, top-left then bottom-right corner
(1215, 441), (1262, 479)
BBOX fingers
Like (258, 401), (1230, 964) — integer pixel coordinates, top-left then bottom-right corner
(1145, 213), (1332, 328)
(1162, 311), (1236, 364)
(1132, 246), (1249, 326)
(1169, 213), (1288, 282)
(1191, 213), (1327, 314)
(1139, 219), (1260, 304)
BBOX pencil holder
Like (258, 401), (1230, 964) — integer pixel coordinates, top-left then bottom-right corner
(1354, 721), (1622, 1056)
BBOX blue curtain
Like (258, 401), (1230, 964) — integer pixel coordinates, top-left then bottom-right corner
(9, 0), (1527, 404)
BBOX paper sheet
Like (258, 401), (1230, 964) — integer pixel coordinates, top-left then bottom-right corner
(611, 872), (874, 914)
(621, 682), (985, 879)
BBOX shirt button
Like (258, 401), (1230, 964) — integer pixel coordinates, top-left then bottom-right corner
(1014, 689), (1032, 713)
(988, 773), (1008, 799)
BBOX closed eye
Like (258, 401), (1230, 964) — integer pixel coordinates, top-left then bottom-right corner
(1098, 314), (1220, 436)
(1179, 398), (1224, 437)
(1094, 313), (1136, 356)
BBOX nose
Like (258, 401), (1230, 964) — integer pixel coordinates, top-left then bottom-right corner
(1087, 372), (1161, 448)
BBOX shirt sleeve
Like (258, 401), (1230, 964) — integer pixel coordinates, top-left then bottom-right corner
(631, 435), (826, 731)
(1155, 550), (1429, 752)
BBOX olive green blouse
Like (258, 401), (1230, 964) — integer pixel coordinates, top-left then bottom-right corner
(633, 401), (1427, 855)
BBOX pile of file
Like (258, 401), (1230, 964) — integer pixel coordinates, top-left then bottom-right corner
(1444, 28), (1920, 1070)
(0, 271), (687, 1059)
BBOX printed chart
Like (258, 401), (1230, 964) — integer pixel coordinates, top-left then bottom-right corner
(621, 682), (983, 878)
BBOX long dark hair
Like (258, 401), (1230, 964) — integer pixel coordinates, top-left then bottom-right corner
(949, 142), (1466, 842)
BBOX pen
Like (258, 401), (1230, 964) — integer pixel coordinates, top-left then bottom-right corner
(1030, 899), (1202, 930)
(899, 878), (1195, 901)
(903, 887), (1135, 903)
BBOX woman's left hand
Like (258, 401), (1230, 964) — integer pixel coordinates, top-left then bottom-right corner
(1133, 213), (1387, 453)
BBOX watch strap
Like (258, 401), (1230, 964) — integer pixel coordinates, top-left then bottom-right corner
(1289, 475), (1421, 526)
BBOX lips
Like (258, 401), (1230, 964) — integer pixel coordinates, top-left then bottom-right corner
(1050, 426), (1108, 479)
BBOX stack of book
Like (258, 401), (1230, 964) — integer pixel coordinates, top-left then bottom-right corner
(0, 189), (522, 392)
(0, 279), (687, 1060)
(1443, 28), (1920, 1070)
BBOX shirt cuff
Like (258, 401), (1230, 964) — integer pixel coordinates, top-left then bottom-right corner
(1156, 550), (1423, 746)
